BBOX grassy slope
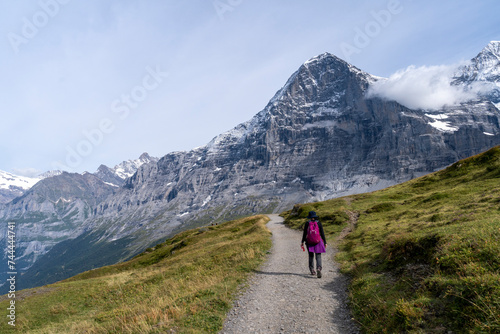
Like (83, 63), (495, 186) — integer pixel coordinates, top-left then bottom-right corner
(0, 215), (272, 333)
(283, 146), (500, 333)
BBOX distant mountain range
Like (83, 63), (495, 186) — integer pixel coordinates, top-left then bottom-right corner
(0, 153), (157, 204)
(0, 170), (61, 204)
(0, 153), (157, 289)
(2, 41), (500, 292)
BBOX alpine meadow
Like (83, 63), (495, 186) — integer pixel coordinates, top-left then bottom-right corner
(284, 146), (500, 333)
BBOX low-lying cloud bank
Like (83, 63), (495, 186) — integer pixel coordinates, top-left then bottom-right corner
(366, 63), (494, 110)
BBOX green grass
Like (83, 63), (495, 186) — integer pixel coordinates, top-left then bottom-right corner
(0, 215), (272, 333)
(283, 146), (500, 333)
(283, 199), (351, 237)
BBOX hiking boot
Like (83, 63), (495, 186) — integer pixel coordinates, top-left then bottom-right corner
(310, 267), (316, 275)
(317, 267), (322, 278)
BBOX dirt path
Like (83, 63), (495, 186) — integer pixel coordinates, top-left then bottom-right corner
(220, 214), (360, 333)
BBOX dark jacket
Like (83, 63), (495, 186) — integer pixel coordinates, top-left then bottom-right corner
(301, 219), (327, 246)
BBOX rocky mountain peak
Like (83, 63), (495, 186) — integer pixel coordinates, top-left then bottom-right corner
(202, 52), (377, 161)
(481, 41), (500, 61)
(112, 152), (158, 179)
(38, 170), (63, 179)
(303, 52), (342, 65)
(456, 41), (500, 84)
(96, 164), (109, 173)
(138, 152), (153, 162)
(302, 52), (369, 78)
(94, 153), (159, 187)
(470, 41), (500, 76)
(266, 52), (374, 119)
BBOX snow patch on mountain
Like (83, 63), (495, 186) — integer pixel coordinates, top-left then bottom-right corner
(0, 169), (62, 191)
(113, 153), (157, 179)
(426, 118), (459, 132)
(205, 108), (271, 154)
(202, 195), (211, 207)
(104, 182), (120, 187)
(424, 113), (459, 133)
(0, 170), (40, 190)
(0, 170), (64, 204)
(206, 124), (250, 152)
(302, 120), (336, 130)
(94, 153), (158, 186)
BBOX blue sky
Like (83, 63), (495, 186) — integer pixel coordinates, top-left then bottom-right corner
(1, 0), (499, 176)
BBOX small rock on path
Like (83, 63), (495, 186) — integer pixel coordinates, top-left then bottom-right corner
(220, 214), (360, 333)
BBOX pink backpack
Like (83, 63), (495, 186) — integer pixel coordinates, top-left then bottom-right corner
(306, 220), (321, 245)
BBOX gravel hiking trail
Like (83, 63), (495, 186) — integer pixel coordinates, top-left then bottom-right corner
(220, 214), (360, 334)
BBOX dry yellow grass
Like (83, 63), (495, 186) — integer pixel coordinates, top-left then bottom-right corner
(0, 215), (272, 333)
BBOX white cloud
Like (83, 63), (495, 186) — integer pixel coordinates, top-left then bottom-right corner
(366, 63), (490, 110)
(11, 168), (42, 178)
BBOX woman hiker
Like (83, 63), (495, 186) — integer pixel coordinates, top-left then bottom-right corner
(301, 211), (327, 278)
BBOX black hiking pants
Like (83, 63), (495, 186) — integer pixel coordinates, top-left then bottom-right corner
(308, 252), (322, 271)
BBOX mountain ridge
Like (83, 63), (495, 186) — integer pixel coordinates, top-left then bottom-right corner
(0, 152), (157, 204)
(0, 170), (54, 204)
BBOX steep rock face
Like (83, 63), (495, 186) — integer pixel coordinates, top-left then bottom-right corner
(0, 188), (24, 205)
(9, 43), (500, 291)
(94, 165), (124, 187)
